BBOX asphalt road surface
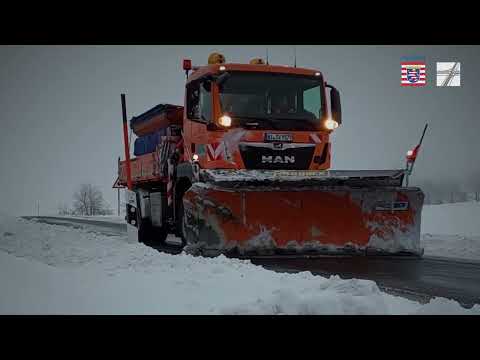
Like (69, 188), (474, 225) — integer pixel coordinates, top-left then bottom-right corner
(24, 216), (480, 308)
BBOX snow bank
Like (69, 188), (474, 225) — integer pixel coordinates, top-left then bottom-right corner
(224, 282), (478, 315)
(1, 214), (479, 314)
(0, 215), (129, 269)
(422, 234), (480, 260)
(421, 202), (480, 260)
(422, 202), (480, 237)
(54, 215), (125, 224)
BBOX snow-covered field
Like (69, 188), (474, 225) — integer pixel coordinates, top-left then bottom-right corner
(1, 208), (479, 314)
(421, 202), (480, 260)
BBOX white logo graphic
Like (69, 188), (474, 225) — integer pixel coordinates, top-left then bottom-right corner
(262, 155), (295, 164)
(436, 62), (461, 87)
(309, 133), (322, 144)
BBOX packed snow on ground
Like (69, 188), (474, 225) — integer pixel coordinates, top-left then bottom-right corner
(0, 213), (478, 315)
(52, 215), (125, 224)
(51, 201), (480, 261)
(421, 202), (480, 260)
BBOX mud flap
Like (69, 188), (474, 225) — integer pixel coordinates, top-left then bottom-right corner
(125, 189), (139, 244)
(183, 184), (425, 256)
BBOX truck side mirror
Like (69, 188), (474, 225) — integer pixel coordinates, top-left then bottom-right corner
(328, 85), (342, 125)
(202, 81), (211, 92)
(216, 72), (231, 87)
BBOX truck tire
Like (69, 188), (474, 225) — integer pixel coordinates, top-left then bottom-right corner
(137, 216), (150, 245)
(176, 198), (187, 247)
(137, 216), (168, 246)
(150, 224), (169, 246)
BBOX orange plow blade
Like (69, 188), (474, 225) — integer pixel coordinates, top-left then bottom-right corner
(182, 171), (425, 257)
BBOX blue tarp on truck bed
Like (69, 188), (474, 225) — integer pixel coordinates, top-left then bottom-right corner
(133, 129), (166, 156)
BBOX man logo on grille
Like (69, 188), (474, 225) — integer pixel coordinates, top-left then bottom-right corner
(262, 155), (295, 164)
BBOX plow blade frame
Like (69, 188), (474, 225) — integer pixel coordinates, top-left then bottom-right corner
(182, 170), (424, 257)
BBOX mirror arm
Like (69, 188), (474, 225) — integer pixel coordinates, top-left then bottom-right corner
(215, 72), (231, 86)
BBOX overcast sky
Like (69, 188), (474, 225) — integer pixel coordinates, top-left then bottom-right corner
(1, 45), (479, 216)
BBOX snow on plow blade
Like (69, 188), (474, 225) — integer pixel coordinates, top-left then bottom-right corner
(182, 170), (425, 257)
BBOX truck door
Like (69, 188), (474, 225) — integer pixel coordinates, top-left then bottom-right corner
(185, 80), (211, 163)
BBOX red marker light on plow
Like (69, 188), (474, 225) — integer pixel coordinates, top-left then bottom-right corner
(404, 124), (428, 186)
(406, 144), (421, 162)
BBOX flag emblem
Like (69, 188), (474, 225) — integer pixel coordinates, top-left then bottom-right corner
(401, 62), (426, 86)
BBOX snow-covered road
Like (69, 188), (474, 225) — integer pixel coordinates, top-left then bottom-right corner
(32, 201), (480, 262)
(1, 204), (480, 314)
(20, 215), (480, 307)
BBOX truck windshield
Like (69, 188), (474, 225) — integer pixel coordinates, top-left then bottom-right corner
(219, 72), (324, 131)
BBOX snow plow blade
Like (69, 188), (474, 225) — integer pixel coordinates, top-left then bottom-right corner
(182, 170), (425, 257)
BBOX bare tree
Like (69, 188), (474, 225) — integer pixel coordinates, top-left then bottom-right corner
(73, 184), (110, 216)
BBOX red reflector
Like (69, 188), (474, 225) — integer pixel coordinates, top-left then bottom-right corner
(406, 145), (420, 162)
(183, 59), (192, 71)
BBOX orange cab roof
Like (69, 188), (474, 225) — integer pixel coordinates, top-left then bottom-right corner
(187, 63), (323, 83)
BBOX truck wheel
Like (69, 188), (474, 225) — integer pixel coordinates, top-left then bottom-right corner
(150, 225), (169, 246)
(137, 217), (168, 246)
(137, 216), (151, 245)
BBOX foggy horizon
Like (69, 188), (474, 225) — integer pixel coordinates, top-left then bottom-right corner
(1, 45), (479, 216)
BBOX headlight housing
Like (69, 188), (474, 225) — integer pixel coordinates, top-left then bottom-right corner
(218, 115), (232, 127)
(324, 118), (339, 130)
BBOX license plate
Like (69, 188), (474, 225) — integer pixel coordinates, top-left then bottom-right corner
(275, 170), (330, 177)
(265, 133), (293, 142)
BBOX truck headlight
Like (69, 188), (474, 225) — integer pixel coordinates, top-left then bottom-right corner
(324, 119), (339, 130)
(218, 115), (232, 127)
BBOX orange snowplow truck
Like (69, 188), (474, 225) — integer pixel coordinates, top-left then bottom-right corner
(118, 53), (425, 257)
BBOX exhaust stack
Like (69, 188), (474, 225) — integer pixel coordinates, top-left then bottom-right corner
(121, 94), (133, 190)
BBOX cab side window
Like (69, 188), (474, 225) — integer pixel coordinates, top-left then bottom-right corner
(187, 83), (200, 120)
(187, 81), (212, 123)
(199, 81), (212, 122)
